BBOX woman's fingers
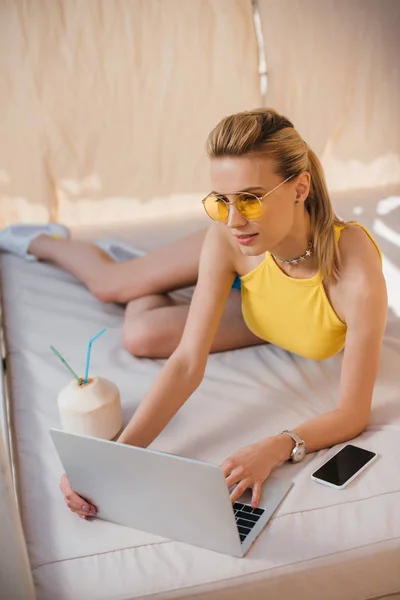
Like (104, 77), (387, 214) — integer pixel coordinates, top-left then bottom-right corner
(220, 459), (234, 478)
(230, 480), (251, 504)
(60, 473), (97, 517)
(251, 481), (262, 509)
(225, 467), (244, 488)
(73, 505), (97, 519)
(67, 495), (97, 518)
(68, 501), (97, 518)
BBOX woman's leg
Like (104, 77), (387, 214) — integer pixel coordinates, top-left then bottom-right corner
(28, 229), (208, 304)
(122, 290), (264, 357)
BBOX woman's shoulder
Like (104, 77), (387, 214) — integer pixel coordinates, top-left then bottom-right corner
(334, 223), (387, 333)
(201, 222), (238, 269)
(204, 222), (244, 269)
(204, 221), (235, 251)
(337, 222), (382, 282)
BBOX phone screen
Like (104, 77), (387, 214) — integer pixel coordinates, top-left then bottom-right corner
(312, 444), (376, 487)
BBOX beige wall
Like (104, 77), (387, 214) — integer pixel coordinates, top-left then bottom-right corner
(0, 0), (261, 226)
(1, 0), (399, 227)
(258, 0), (400, 192)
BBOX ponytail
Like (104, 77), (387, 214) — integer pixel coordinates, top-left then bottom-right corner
(306, 147), (344, 282)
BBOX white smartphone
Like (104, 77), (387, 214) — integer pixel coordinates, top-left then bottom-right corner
(311, 444), (378, 489)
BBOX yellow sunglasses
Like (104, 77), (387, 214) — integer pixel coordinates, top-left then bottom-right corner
(202, 174), (295, 222)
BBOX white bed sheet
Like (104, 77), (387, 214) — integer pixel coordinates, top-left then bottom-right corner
(1, 192), (400, 600)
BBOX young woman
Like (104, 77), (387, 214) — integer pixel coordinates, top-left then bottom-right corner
(0, 108), (387, 516)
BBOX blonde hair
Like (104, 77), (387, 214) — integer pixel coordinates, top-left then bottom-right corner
(206, 108), (346, 282)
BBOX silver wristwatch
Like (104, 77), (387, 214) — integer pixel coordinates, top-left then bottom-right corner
(280, 430), (306, 463)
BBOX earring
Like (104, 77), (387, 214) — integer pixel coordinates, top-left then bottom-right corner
(295, 200), (300, 205)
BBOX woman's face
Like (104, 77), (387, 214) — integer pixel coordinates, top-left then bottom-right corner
(209, 155), (310, 255)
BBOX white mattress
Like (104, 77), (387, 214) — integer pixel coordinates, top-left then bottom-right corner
(1, 194), (400, 600)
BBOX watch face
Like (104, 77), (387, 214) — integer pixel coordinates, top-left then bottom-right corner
(292, 444), (306, 462)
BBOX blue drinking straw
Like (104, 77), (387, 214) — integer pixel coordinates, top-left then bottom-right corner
(84, 328), (106, 384)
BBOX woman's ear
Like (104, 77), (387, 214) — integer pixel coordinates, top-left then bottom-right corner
(295, 171), (311, 203)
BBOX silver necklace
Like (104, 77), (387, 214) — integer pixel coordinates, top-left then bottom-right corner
(272, 241), (313, 266)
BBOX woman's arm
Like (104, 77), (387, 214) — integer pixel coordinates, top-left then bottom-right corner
(223, 227), (388, 506)
(118, 224), (238, 448)
(62, 224), (238, 518)
(279, 227), (388, 456)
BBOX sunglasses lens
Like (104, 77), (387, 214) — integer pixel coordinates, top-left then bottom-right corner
(203, 195), (229, 221)
(236, 194), (263, 220)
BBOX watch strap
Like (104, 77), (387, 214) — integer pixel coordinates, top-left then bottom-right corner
(280, 430), (303, 447)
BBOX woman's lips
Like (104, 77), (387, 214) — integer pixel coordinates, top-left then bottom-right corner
(235, 233), (259, 246)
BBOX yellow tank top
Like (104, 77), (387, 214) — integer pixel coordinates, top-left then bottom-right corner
(240, 223), (381, 360)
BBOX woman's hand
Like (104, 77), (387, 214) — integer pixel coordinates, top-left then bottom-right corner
(220, 436), (293, 508)
(60, 474), (98, 520)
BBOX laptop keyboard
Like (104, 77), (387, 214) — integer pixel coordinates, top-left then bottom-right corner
(233, 502), (265, 543)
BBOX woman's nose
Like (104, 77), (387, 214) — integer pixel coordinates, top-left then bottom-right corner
(226, 202), (247, 229)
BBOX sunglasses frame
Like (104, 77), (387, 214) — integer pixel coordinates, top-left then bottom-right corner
(202, 173), (296, 222)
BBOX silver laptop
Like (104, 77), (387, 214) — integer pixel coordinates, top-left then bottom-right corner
(50, 428), (293, 557)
